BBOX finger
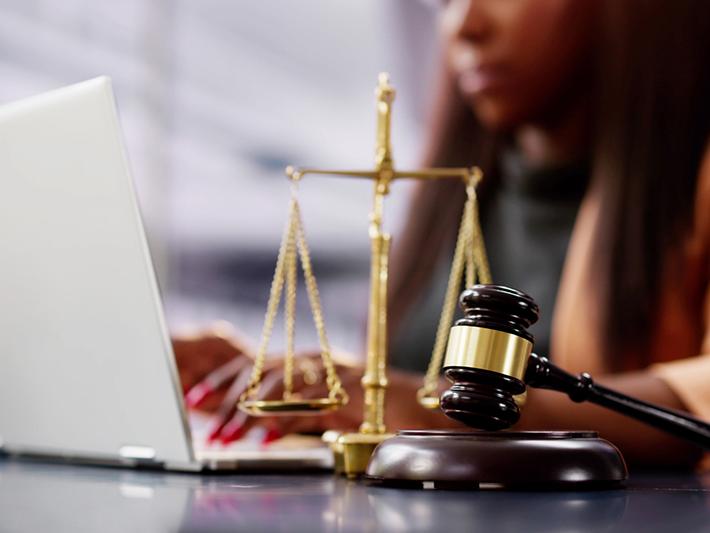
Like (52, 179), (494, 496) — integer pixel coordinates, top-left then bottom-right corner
(204, 366), (254, 444)
(237, 358), (332, 435)
(171, 338), (207, 391)
(235, 368), (287, 438)
(270, 384), (346, 437)
(220, 353), (347, 442)
(206, 321), (255, 353)
(191, 381), (229, 413)
(240, 356), (345, 438)
(171, 341), (231, 391)
(172, 328), (253, 387)
(258, 370), (360, 440)
(184, 356), (251, 409)
(264, 414), (328, 438)
(215, 410), (250, 445)
(222, 363), (321, 443)
(217, 372), (297, 446)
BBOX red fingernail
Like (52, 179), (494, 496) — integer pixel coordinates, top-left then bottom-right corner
(206, 421), (226, 445)
(185, 382), (214, 409)
(261, 428), (282, 446)
(220, 421), (246, 445)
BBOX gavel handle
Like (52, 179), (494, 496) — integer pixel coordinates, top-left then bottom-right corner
(524, 353), (710, 449)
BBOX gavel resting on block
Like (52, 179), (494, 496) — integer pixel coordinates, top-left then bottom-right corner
(366, 285), (710, 489)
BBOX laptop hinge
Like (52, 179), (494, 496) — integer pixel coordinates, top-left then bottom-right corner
(119, 445), (157, 462)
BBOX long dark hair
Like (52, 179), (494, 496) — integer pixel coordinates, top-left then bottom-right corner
(388, 0), (710, 369)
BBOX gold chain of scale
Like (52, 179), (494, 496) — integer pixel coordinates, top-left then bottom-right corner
(238, 167), (491, 414)
(237, 66), (495, 416)
(417, 168), (492, 408)
(239, 179), (348, 415)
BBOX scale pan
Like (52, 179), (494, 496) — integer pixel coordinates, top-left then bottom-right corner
(239, 398), (344, 416)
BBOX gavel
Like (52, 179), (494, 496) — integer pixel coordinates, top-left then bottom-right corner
(439, 284), (710, 449)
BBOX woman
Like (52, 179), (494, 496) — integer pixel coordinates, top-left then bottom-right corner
(175, 0), (710, 467)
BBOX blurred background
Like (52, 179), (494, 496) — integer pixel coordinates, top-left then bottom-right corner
(0, 0), (441, 356)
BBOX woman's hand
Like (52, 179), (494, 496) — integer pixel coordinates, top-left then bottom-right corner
(172, 323), (253, 412)
(202, 352), (460, 444)
(172, 327), (460, 444)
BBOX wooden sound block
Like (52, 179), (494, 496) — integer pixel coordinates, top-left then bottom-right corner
(365, 430), (628, 489)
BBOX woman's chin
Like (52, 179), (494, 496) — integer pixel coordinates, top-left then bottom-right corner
(468, 96), (527, 133)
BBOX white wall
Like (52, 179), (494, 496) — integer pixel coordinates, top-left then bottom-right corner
(0, 0), (440, 354)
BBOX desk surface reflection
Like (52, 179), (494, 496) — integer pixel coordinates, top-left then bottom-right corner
(1, 457), (708, 532)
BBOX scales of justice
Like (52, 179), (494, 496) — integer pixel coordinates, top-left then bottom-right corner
(237, 74), (710, 488)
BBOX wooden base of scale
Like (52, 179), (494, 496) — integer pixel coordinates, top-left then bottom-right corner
(365, 430), (628, 489)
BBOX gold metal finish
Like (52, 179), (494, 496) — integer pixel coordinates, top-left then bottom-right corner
(248, 73), (488, 475)
(375, 72), (394, 169)
(416, 169), (492, 409)
(237, 182), (348, 415)
(321, 430), (345, 474)
(336, 432), (394, 479)
(240, 398), (343, 416)
(360, 229), (390, 435)
(444, 325), (532, 380)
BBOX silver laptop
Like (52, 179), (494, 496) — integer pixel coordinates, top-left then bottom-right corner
(0, 77), (330, 471)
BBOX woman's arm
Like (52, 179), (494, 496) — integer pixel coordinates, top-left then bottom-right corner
(518, 370), (704, 467)
(531, 148), (708, 467)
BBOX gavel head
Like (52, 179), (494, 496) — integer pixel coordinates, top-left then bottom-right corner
(440, 285), (539, 430)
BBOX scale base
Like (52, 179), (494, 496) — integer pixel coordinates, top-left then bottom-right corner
(365, 430), (628, 489)
(323, 431), (395, 478)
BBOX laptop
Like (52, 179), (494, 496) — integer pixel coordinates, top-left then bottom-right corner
(0, 77), (331, 471)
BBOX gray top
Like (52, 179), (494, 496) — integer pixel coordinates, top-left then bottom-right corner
(1, 457), (708, 532)
(390, 155), (588, 372)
